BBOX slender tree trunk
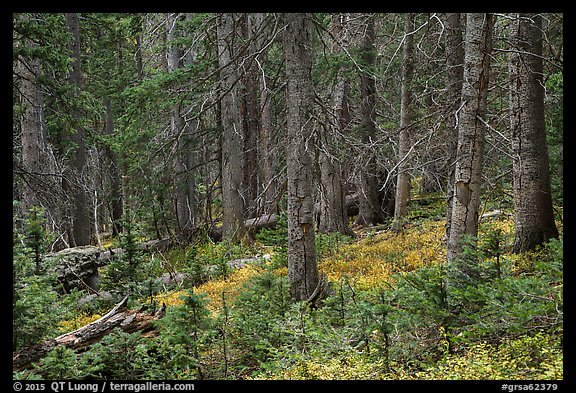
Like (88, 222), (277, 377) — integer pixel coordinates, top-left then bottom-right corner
(103, 97), (123, 236)
(218, 13), (246, 241)
(355, 14), (383, 227)
(239, 14), (260, 221)
(66, 13), (91, 246)
(318, 14), (353, 236)
(442, 13), (464, 243)
(16, 40), (41, 213)
(447, 13), (494, 267)
(509, 13), (558, 252)
(284, 13), (320, 302)
(392, 13), (415, 232)
(252, 14), (278, 215)
(166, 13), (195, 241)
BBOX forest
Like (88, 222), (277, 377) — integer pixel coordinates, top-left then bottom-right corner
(13, 13), (563, 381)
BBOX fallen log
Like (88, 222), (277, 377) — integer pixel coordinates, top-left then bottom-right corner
(12, 295), (165, 371)
(244, 213), (279, 230)
(42, 237), (174, 293)
(208, 213), (281, 241)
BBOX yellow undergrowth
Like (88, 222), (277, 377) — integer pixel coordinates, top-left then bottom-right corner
(57, 312), (102, 333)
(153, 264), (263, 313)
(320, 220), (446, 291)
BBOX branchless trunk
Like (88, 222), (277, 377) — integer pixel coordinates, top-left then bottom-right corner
(447, 13), (494, 267)
(66, 13), (91, 246)
(239, 14), (260, 220)
(355, 14), (383, 227)
(442, 13), (464, 243)
(284, 13), (321, 302)
(217, 13), (246, 241)
(509, 13), (558, 252)
(16, 31), (41, 212)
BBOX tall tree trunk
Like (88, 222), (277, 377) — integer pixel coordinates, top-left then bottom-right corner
(392, 13), (415, 232)
(442, 13), (464, 244)
(355, 14), (383, 227)
(66, 13), (91, 246)
(239, 14), (260, 221)
(16, 37), (41, 213)
(284, 13), (320, 302)
(166, 13), (195, 241)
(318, 14), (353, 236)
(447, 13), (494, 267)
(509, 13), (558, 252)
(218, 13), (246, 241)
(252, 14), (278, 215)
(103, 97), (123, 237)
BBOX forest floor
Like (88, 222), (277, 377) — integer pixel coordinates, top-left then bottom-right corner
(31, 197), (563, 380)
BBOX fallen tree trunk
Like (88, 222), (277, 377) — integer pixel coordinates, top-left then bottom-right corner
(42, 237), (174, 293)
(208, 213), (280, 241)
(244, 213), (279, 230)
(12, 295), (165, 371)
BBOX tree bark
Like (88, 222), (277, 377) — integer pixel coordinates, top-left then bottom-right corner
(252, 14), (279, 215)
(217, 13), (246, 241)
(103, 97), (123, 237)
(16, 33), (41, 213)
(284, 13), (320, 302)
(447, 13), (494, 266)
(239, 14), (260, 221)
(355, 14), (383, 227)
(392, 13), (415, 232)
(318, 14), (353, 236)
(65, 13), (91, 247)
(509, 13), (558, 252)
(442, 13), (464, 244)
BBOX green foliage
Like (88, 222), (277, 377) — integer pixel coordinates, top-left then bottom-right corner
(82, 329), (148, 379)
(13, 206), (60, 350)
(156, 288), (214, 379)
(35, 346), (101, 379)
(255, 213), (288, 247)
(99, 215), (161, 305)
(416, 331), (562, 380)
(230, 270), (290, 367)
(12, 273), (59, 350)
(315, 231), (354, 260)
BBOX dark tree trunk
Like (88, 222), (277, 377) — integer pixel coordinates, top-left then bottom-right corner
(509, 13), (558, 252)
(217, 13), (246, 241)
(355, 14), (383, 227)
(251, 14), (279, 215)
(103, 97), (123, 237)
(318, 14), (353, 236)
(392, 13), (415, 232)
(16, 35), (41, 213)
(284, 13), (321, 302)
(66, 13), (91, 246)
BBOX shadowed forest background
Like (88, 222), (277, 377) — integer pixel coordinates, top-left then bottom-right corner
(13, 13), (563, 380)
